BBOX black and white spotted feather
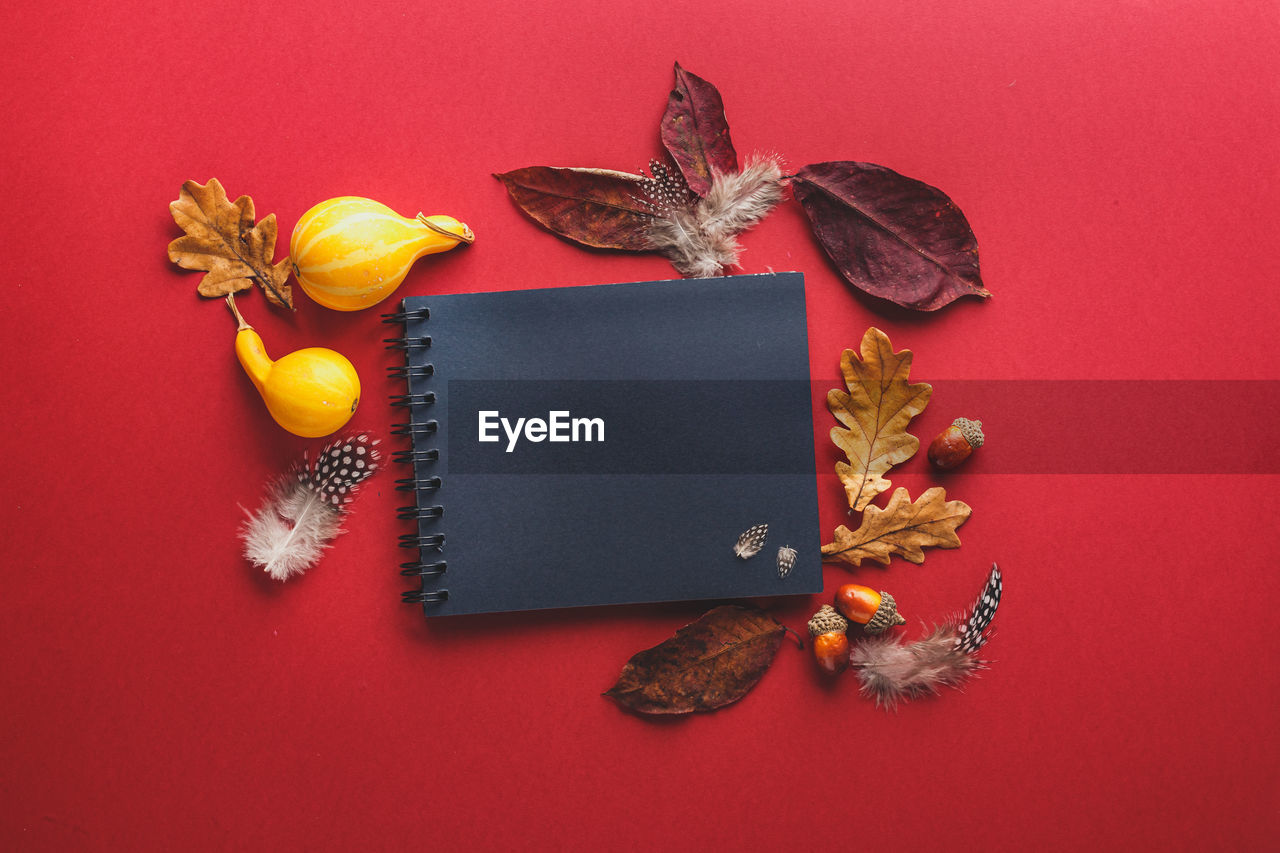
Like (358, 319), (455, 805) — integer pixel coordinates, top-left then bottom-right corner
(240, 434), (381, 581)
(850, 563), (1004, 708)
(956, 563), (1002, 654)
(776, 545), (797, 578)
(733, 523), (768, 559)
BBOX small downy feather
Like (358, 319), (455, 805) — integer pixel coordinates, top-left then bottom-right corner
(642, 156), (784, 277)
(240, 434), (381, 581)
(850, 563), (1003, 708)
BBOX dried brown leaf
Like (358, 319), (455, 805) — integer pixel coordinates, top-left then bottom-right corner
(829, 328), (932, 511)
(604, 605), (785, 715)
(167, 178), (294, 309)
(495, 166), (657, 251)
(821, 487), (971, 567)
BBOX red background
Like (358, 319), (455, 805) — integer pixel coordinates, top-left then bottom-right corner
(3, 0), (1278, 849)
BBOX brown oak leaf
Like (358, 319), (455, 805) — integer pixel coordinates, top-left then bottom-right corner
(829, 328), (932, 511)
(822, 487), (971, 567)
(604, 605), (785, 715)
(168, 178), (294, 309)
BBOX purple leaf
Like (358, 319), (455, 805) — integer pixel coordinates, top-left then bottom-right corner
(660, 63), (738, 198)
(793, 161), (991, 311)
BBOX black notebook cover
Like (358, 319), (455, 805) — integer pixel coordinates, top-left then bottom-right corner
(389, 272), (821, 616)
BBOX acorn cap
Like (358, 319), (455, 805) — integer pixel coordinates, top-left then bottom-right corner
(807, 604), (850, 637)
(953, 418), (984, 449)
(864, 591), (907, 634)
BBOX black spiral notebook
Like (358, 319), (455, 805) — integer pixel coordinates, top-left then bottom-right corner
(384, 272), (822, 616)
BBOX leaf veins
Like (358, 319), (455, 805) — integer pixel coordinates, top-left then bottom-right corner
(660, 62), (739, 197)
(821, 487), (971, 567)
(793, 161), (990, 311)
(494, 166), (657, 251)
(167, 178), (293, 309)
(604, 605), (785, 715)
(829, 327), (932, 511)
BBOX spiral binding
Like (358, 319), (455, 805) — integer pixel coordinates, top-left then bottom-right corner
(387, 364), (434, 380)
(401, 589), (449, 604)
(390, 392), (436, 408)
(384, 303), (446, 610)
(392, 448), (439, 466)
(390, 420), (438, 438)
(395, 475), (442, 492)
(381, 307), (430, 324)
(383, 335), (431, 352)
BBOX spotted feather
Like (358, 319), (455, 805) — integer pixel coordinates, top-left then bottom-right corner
(310, 434), (381, 507)
(733, 523), (768, 560)
(956, 563), (1002, 654)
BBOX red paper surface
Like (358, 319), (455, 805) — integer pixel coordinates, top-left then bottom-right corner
(3, 0), (1278, 849)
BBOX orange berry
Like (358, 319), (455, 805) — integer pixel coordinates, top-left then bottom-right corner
(812, 632), (850, 675)
(835, 584), (883, 624)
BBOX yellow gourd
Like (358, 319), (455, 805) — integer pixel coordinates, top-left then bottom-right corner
(290, 196), (474, 311)
(226, 296), (360, 437)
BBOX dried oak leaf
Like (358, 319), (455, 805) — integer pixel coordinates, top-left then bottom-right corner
(494, 166), (657, 251)
(822, 487), (971, 567)
(168, 178), (294, 309)
(829, 327), (932, 512)
(605, 605), (785, 715)
(660, 62), (738, 197)
(792, 161), (990, 311)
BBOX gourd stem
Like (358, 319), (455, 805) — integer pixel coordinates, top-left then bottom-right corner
(416, 213), (475, 244)
(225, 293), (252, 331)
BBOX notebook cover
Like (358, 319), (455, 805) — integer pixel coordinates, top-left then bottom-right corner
(396, 272), (821, 616)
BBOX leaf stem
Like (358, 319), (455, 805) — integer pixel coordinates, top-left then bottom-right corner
(225, 294), (252, 331)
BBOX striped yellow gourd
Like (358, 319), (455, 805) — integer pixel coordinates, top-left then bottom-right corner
(290, 197), (474, 311)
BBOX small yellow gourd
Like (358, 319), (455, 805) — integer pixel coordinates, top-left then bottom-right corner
(226, 296), (360, 437)
(290, 196), (474, 311)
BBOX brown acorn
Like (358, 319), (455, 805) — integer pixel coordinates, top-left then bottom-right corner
(807, 605), (850, 675)
(928, 417), (984, 469)
(834, 584), (906, 634)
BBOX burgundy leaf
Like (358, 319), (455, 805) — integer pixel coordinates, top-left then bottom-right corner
(793, 161), (991, 311)
(496, 166), (657, 251)
(604, 605), (785, 715)
(660, 63), (738, 198)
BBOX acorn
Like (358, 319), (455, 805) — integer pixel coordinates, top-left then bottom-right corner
(807, 605), (850, 675)
(928, 417), (984, 469)
(834, 584), (906, 634)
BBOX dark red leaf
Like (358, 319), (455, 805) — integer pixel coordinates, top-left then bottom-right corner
(660, 63), (738, 198)
(495, 166), (656, 251)
(604, 605), (785, 715)
(793, 161), (991, 311)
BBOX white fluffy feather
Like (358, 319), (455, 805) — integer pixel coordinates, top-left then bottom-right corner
(239, 434), (380, 581)
(241, 474), (344, 581)
(644, 155), (784, 277)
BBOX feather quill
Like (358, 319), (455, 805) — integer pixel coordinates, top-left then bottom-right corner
(642, 156), (784, 277)
(240, 434), (380, 581)
(851, 564), (1003, 708)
